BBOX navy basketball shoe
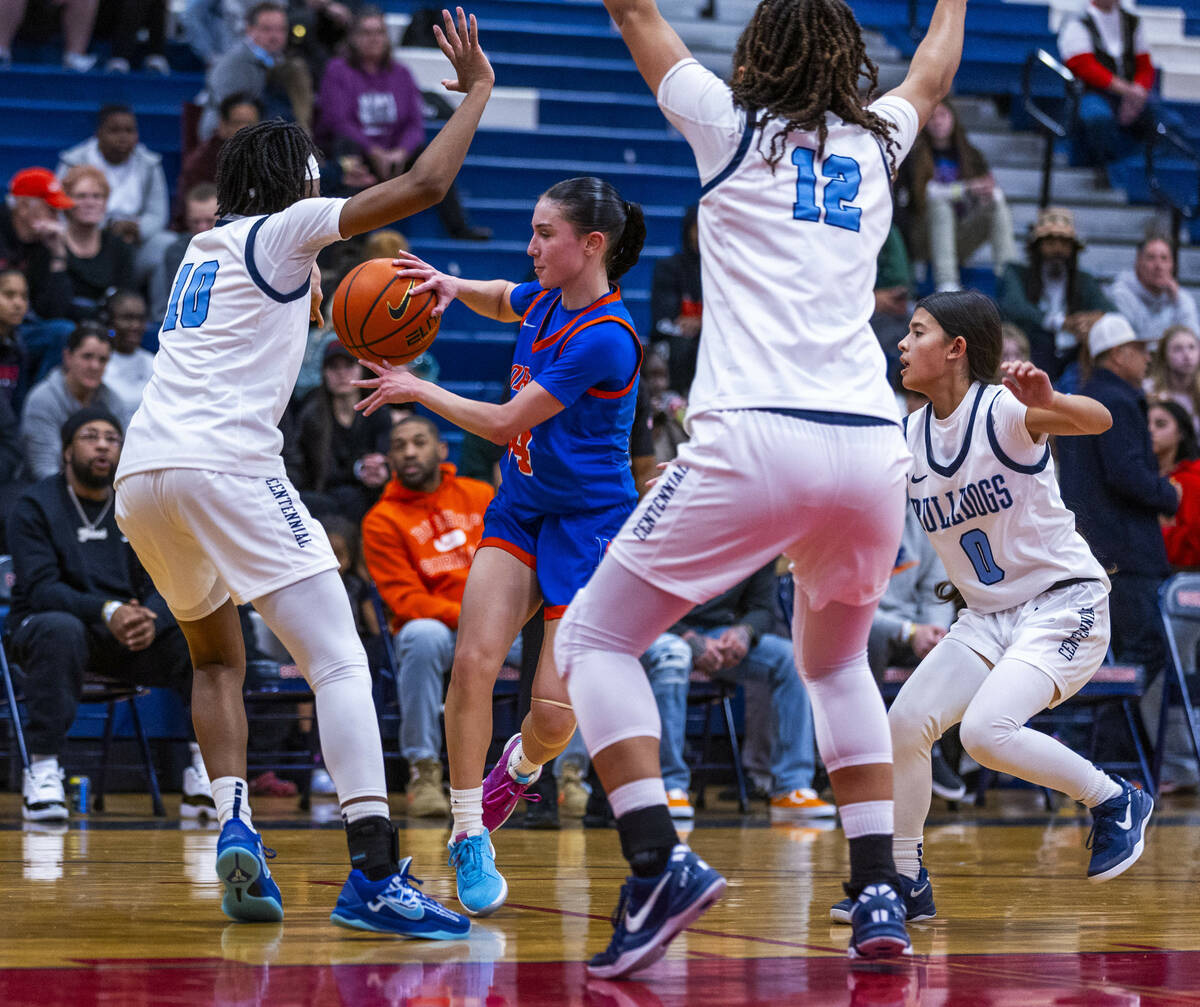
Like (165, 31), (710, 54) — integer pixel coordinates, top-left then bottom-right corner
(330, 856), (471, 938)
(830, 867), (935, 924)
(1086, 776), (1153, 882)
(846, 882), (913, 960)
(216, 819), (284, 922)
(587, 844), (726, 980)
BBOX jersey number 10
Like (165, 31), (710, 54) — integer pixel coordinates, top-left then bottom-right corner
(163, 260), (220, 332)
(792, 148), (862, 232)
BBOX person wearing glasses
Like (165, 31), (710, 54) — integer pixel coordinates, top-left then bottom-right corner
(20, 321), (129, 480)
(8, 405), (212, 822)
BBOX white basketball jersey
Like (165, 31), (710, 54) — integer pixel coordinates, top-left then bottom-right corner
(905, 382), (1109, 614)
(657, 59), (919, 425)
(117, 197), (347, 483)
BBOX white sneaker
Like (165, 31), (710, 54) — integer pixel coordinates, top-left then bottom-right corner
(666, 787), (694, 819)
(181, 763), (217, 820)
(142, 54), (170, 74)
(310, 768), (336, 795)
(23, 762), (68, 821)
(62, 52), (97, 72)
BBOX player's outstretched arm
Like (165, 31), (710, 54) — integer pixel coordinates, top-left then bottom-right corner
(354, 362), (563, 444)
(339, 7), (494, 237)
(886, 0), (968, 129)
(602, 0), (691, 96)
(393, 250), (519, 322)
(1001, 360), (1113, 437)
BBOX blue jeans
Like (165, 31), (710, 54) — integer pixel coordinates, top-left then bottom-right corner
(1074, 92), (1178, 166)
(392, 619), (522, 762)
(644, 628), (817, 795)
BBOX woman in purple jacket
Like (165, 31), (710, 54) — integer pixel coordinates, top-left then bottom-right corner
(316, 6), (489, 240)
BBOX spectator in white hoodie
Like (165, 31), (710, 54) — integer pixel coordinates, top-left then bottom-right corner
(1106, 235), (1199, 350)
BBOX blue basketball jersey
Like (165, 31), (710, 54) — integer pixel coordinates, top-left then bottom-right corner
(498, 281), (642, 515)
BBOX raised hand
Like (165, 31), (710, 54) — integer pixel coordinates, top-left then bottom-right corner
(435, 6), (494, 94)
(1000, 359), (1055, 409)
(392, 251), (459, 316)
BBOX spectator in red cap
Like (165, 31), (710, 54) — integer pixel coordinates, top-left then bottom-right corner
(0, 168), (79, 388)
(283, 340), (392, 523)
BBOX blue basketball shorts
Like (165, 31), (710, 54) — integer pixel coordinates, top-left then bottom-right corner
(480, 495), (635, 618)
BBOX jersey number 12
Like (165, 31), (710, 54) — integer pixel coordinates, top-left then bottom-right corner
(792, 148), (862, 232)
(163, 260), (220, 332)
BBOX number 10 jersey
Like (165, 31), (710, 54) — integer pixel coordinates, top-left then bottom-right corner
(905, 382), (1108, 614)
(117, 197), (347, 484)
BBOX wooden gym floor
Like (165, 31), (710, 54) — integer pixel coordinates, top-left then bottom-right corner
(3, 789), (1200, 1006)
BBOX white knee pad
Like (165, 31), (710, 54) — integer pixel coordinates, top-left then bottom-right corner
(801, 654), (892, 772)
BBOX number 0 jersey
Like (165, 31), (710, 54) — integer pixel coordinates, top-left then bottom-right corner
(498, 281), (641, 515)
(657, 59), (920, 427)
(116, 197), (347, 483)
(905, 382), (1108, 614)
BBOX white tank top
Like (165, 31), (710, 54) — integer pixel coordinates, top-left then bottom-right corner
(905, 382), (1109, 614)
(657, 59), (919, 426)
(116, 197), (347, 482)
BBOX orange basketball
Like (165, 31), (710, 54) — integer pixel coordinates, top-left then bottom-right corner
(331, 257), (440, 365)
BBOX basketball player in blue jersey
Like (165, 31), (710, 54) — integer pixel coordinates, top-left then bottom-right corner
(545, 0), (968, 978)
(353, 176), (645, 917)
(113, 8), (491, 937)
(827, 291), (1152, 926)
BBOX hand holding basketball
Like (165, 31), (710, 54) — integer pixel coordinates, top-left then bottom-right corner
(1000, 360), (1054, 409)
(331, 258), (440, 364)
(354, 359), (428, 417)
(434, 6), (494, 94)
(392, 250), (458, 317)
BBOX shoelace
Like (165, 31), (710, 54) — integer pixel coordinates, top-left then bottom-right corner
(486, 778), (541, 805)
(448, 837), (481, 872)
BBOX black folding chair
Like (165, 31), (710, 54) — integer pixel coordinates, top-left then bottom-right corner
(1154, 574), (1200, 794)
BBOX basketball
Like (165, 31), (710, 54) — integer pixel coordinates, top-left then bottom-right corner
(331, 257), (440, 365)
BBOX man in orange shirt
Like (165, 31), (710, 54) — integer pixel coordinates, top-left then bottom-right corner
(362, 415), (495, 817)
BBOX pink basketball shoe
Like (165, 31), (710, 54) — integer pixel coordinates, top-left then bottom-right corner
(481, 734), (541, 832)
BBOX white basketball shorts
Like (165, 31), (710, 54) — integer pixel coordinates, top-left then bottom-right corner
(607, 408), (911, 611)
(945, 578), (1111, 707)
(115, 468), (339, 621)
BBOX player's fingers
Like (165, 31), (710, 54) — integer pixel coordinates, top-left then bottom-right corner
(440, 7), (461, 49)
(358, 358), (388, 376)
(457, 7), (470, 46)
(468, 11), (478, 48)
(358, 392), (383, 416)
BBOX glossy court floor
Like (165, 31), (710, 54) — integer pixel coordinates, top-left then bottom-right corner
(3, 789), (1200, 1006)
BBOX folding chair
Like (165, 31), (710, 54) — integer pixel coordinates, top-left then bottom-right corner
(1154, 574), (1200, 793)
(688, 675), (750, 813)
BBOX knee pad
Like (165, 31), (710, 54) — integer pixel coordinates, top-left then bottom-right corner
(528, 697), (577, 751)
(305, 656), (371, 693)
(801, 656), (892, 773)
(565, 651), (662, 756)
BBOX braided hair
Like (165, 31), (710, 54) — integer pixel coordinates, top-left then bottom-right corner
(216, 119), (322, 217)
(541, 177), (646, 283)
(730, 0), (898, 172)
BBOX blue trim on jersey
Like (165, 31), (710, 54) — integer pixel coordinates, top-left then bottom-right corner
(986, 393), (1051, 474)
(901, 412), (910, 435)
(700, 108), (757, 198)
(245, 216), (311, 304)
(923, 383), (986, 477)
(752, 406), (898, 428)
(873, 136), (893, 205)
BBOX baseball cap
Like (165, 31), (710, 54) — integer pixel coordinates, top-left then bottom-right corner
(9, 167), (74, 209)
(1088, 313), (1141, 358)
(61, 405), (122, 448)
(1028, 206), (1083, 249)
(323, 339), (355, 364)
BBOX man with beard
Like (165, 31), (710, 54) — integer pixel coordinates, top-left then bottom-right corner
(360, 415), (495, 819)
(997, 206), (1114, 379)
(8, 406), (212, 821)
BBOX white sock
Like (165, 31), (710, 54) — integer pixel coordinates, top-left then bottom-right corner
(341, 798), (390, 824)
(839, 799), (894, 838)
(1080, 771), (1123, 809)
(451, 786), (484, 838)
(30, 754), (60, 774)
(509, 738), (540, 782)
(608, 777), (668, 818)
(187, 742), (206, 773)
(894, 836), (923, 880)
(212, 776), (253, 829)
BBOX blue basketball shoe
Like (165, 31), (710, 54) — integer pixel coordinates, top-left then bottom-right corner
(587, 844), (727, 980)
(216, 819), (283, 923)
(448, 830), (508, 916)
(831, 868), (936, 924)
(1087, 776), (1153, 883)
(846, 882), (913, 960)
(330, 856), (471, 938)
